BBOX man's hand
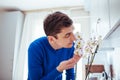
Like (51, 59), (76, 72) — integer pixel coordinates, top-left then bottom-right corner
(57, 54), (82, 72)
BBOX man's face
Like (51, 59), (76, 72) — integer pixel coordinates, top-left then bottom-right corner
(54, 25), (76, 48)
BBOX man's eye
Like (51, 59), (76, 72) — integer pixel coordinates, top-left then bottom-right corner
(65, 33), (70, 38)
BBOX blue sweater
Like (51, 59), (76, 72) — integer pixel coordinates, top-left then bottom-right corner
(28, 37), (75, 80)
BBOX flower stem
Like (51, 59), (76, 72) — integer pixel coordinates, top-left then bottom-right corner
(85, 52), (96, 80)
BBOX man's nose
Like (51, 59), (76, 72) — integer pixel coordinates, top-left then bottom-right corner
(71, 33), (76, 41)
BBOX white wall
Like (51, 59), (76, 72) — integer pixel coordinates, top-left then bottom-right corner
(0, 11), (24, 80)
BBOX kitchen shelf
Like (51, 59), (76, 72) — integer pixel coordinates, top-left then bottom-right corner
(99, 19), (120, 51)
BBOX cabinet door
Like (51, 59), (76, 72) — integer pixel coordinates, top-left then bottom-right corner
(90, 0), (110, 39)
(109, 0), (120, 28)
(97, 0), (110, 38)
(0, 11), (24, 80)
(90, 0), (99, 37)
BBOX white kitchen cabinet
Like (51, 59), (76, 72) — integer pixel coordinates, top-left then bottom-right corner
(0, 11), (24, 80)
(109, 0), (120, 28)
(90, 0), (120, 39)
(89, 0), (120, 79)
(90, 0), (110, 39)
(90, 0), (99, 37)
(97, 0), (110, 38)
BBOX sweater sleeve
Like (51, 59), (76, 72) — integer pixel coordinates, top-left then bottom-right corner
(65, 45), (75, 80)
(66, 68), (75, 80)
(28, 43), (62, 80)
(41, 69), (62, 80)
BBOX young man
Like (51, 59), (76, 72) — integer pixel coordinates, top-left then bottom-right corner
(28, 11), (82, 80)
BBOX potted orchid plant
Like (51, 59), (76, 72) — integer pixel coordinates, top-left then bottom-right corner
(74, 32), (102, 80)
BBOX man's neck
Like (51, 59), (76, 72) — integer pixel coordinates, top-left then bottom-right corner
(48, 40), (61, 50)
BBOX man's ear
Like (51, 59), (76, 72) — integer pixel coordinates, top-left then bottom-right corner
(48, 36), (56, 43)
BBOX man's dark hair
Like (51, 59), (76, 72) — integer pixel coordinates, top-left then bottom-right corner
(43, 11), (73, 37)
